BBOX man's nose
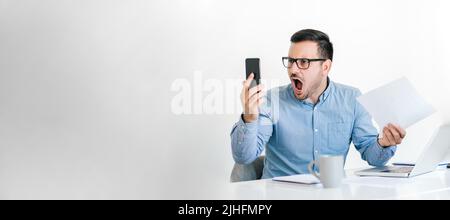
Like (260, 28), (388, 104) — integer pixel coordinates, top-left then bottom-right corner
(289, 65), (302, 76)
(290, 62), (301, 72)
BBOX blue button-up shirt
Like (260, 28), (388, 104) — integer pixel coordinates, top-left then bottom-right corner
(230, 79), (396, 179)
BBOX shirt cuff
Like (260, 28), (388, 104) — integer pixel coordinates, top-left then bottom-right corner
(238, 114), (258, 132)
(375, 139), (397, 160)
(376, 137), (397, 150)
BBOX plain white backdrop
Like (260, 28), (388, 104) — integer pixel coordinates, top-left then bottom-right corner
(1, 0), (449, 199)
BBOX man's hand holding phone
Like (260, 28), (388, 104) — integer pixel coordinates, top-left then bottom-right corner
(241, 73), (265, 123)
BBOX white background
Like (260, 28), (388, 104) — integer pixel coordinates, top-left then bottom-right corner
(0, 0), (449, 199)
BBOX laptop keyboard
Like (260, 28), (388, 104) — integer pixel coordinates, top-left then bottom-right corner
(381, 166), (414, 173)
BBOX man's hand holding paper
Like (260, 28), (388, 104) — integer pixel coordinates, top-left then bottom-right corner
(357, 77), (435, 147)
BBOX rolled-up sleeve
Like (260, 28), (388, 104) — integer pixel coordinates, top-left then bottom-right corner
(230, 103), (273, 165)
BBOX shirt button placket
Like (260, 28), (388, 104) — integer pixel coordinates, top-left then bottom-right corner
(313, 107), (319, 159)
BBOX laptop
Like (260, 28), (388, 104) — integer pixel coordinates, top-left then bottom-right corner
(355, 124), (450, 178)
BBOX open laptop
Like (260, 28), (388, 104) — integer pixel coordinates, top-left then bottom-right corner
(355, 124), (450, 178)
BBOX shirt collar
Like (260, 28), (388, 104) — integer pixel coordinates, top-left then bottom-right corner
(320, 77), (333, 103)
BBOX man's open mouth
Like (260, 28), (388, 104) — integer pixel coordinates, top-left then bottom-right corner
(292, 78), (303, 92)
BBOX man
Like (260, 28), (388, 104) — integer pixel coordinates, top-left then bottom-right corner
(230, 29), (406, 179)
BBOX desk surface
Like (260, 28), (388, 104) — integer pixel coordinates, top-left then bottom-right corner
(227, 168), (450, 200)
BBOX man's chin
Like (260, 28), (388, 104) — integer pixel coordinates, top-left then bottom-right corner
(294, 92), (306, 100)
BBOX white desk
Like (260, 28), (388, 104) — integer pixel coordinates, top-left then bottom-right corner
(227, 168), (450, 200)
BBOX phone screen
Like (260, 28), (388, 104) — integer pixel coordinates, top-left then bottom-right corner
(245, 58), (260, 88)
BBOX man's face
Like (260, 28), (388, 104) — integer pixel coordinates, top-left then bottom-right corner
(288, 41), (328, 100)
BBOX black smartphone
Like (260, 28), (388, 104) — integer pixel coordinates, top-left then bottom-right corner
(245, 58), (261, 89)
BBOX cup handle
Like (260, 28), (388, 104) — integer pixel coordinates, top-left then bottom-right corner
(308, 160), (320, 181)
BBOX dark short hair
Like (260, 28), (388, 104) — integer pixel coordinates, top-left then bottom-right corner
(290, 29), (333, 61)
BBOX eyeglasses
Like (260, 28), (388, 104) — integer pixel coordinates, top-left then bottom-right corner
(282, 57), (326, 69)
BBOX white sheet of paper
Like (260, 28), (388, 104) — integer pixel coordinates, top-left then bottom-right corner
(357, 77), (435, 129)
(272, 174), (320, 185)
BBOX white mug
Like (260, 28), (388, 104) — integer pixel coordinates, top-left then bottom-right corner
(307, 155), (344, 188)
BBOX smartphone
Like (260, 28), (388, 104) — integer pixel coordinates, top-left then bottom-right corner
(245, 58), (261, 89)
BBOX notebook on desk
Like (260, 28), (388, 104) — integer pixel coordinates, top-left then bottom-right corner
(392, 162), (450, 167)
(272, 174), (320, 185)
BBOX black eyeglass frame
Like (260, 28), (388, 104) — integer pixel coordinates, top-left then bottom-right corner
(282, 57), (327, 69)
